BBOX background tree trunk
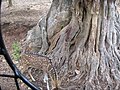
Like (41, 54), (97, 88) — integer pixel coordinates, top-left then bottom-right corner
(25, 0), (120, 89)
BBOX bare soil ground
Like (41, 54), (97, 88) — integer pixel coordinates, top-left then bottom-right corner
(0, 0), (51, 90)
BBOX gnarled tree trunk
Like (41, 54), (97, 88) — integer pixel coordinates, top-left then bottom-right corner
(25, 0), (120, 90)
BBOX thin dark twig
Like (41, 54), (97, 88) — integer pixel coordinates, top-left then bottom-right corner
(0, 74), (16, 78)
(24, 52), (57, 74)
(25, 52), (58, 87)
(14, 78), (20, 90)
(0, 3), (41, 88)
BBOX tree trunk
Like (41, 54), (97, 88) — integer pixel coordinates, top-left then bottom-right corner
(8, 0), (12, 7)
(25, 0), (120, 90)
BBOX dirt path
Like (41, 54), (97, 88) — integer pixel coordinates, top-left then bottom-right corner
(1, 0), (51, 24)
(0, 0), (51, 90)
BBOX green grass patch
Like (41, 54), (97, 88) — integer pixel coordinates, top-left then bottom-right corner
(12, 41), (21, 61)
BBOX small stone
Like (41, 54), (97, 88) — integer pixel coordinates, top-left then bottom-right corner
(75, 69), (80, 75)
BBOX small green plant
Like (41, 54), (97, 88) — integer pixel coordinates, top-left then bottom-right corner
(12, 41), (21, 61)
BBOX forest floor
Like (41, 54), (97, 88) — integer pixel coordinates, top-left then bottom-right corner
(0, 0), (51, 90)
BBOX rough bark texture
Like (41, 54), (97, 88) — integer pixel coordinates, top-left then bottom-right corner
(24, 0), (120, 90)
(8, 0), (12, 7)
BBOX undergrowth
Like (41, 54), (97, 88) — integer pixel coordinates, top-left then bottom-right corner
(12, 41), (21, 61)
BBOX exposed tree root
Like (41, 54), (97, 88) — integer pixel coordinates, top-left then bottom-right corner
(24, 0), (120, 90)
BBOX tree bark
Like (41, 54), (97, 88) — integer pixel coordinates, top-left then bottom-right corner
(25, 0), (120, 90)
(8, 0), (12, 7)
